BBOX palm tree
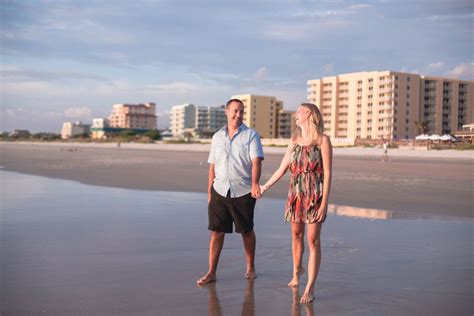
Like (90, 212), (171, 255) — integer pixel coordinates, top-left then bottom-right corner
(414, 121), (429, 134)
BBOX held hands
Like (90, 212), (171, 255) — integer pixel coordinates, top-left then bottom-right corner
(259, 184), (269, 196)
(251, 183), (262, 199)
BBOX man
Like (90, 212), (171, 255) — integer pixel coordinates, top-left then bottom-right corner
(197, 99), (264, 285)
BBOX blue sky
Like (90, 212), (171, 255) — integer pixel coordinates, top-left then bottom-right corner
(1, 0), (473, 132)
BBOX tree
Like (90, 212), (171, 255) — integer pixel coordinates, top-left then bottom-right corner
(415, 121), (429, 134)
(143, 130), (162, 140)
(119, 129), (136, 137)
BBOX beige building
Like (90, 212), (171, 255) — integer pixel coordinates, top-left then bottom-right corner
(108, 103), (157, 130)
(61, 121), (90, 139)
(307, 71), (473, 140)
(169, 103), (226, 137)
(277, 109), (296, 138)
(170, 103), (196, 137)
(231, 94), (294, 138)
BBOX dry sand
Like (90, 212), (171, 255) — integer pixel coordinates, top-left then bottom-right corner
(1, 142), (473, 218)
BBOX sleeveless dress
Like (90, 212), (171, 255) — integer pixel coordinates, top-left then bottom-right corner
(284, 144), (325, 223)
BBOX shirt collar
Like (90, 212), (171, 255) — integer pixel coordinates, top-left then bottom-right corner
(222, 123), (248, 137)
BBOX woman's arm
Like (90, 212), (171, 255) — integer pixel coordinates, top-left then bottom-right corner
(316, 135), (333, 222)
(260, 143), (293, 194)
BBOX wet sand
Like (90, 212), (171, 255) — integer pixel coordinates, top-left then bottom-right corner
(1, 171), (472, 315)
(1, 142), (472, 218)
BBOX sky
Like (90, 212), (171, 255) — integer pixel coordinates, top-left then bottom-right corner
(1, 0), (473, 132)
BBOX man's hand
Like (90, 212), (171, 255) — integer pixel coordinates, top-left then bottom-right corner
(251, 183), (261, 199)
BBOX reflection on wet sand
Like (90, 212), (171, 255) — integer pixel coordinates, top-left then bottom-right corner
(203, 280), (315, 316)
(291, 287), (314, 316)
(329, 204), (393, 220)
(202, 279), (255, 316)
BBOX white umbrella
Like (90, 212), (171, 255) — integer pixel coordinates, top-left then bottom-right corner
(415, 134), (429, 140)
(440, 134), (455, 141)
(429, 134), (441, 141)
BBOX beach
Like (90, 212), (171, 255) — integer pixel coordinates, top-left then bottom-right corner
(1, 142), (473, 218)
(1, 171), (472, 315)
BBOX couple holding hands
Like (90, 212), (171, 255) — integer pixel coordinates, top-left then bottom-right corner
(197, 99), (332, 304)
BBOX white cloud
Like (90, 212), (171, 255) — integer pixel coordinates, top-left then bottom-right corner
(261, 19), (350, 41)
(350, 4), (371, 10)
(447, 63), (474, 80)
(253, 67), (268, 80)
(428, 62), (445, 70)
(144, 82), (200, 93)
(64, 107), (93, 120)
(322, 63), (335, 74)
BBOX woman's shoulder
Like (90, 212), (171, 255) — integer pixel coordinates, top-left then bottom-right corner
(318, 134), (332, 148)
(312, 134), (329, 146)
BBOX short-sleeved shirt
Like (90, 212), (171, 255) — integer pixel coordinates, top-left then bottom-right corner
(208, 123), (264, 198)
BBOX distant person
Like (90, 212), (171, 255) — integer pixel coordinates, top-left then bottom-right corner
(197, 99), (264, 285)
(260, 103), (333, 304)
(382, 140), (390, 162)
(117, 140), (121, 148)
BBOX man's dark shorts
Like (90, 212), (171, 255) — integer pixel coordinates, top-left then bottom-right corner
(208, 186), (256, 234)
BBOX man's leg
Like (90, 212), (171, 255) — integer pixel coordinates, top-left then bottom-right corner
(197, 231), (225, 285)
(242, 230), (256, 279)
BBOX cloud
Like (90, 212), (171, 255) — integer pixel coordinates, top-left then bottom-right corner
(64, 107), (93, 120)
(350, 4), (371, 10)
(322, 63), (335, 74)
(253, 67), (268, 80)
(144, 82), (200, 93)
(1, 68), (109, 83)
(447, 63), (474, 80)
(426, 13), (474, 22)
(428, 62), (445, 70)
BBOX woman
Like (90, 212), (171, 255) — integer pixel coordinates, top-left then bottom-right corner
(260, 103), (332, 304)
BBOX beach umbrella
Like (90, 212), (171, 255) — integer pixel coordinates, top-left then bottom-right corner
(429, 134), (441, 141)
(415, 134), (429, 140)
(440, 134), (455, 141)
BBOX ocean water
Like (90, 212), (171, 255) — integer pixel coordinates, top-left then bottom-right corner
(1, 170), (472, 315)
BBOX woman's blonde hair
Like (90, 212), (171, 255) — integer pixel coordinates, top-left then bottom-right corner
(291, 103), (324, 144)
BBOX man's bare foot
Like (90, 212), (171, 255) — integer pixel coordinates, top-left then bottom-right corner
(300, 290), (314, 304)
(288, 267), (305, 287)
(197, 272), (216, 285)
(245, 268), (257, 279)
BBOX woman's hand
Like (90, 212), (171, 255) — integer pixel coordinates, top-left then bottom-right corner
(260, 184), (268, 196)
(316, 202), (328, 222)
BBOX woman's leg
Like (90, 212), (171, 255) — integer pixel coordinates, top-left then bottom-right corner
(288, 222), (305, 287)
(301, 222), (323, 303)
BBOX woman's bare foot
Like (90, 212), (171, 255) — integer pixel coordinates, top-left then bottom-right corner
(197, 272), (216, 285)
(288, 267), (305, 287)
(245, 267), (257, 279)
(300, 289), (314, 304)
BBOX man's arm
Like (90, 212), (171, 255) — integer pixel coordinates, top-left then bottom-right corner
(251, 157), (262, 199)
(208, 163), (215, 203)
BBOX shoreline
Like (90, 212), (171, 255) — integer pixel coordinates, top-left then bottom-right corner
(2, 140), (473, 159)
(1, 142), (472, 219)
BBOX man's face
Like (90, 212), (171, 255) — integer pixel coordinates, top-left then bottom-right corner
(225, 101), (244, 129)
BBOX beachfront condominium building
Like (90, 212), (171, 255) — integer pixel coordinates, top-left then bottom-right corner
(231, 94), (294, 138)
(307, 71), (473, 140)
(61, 121), (91, 139)
(108, 103), (157, 130)
(421, 76), (473, 135)
(169, 103), (226, 137)
(170, 104), (196, 136)
(277, 109), (296, 138)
